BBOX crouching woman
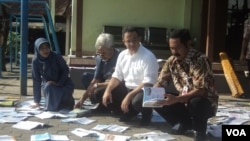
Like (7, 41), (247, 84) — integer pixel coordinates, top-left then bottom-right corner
(32, 37), (75, 111)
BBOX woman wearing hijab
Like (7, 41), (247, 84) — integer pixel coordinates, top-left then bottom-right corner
(32, 37), (75, 111)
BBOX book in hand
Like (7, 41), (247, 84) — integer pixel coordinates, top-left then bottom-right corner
(142, 87), (165, 107)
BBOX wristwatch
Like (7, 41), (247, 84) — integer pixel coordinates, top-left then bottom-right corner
(93, 83), (98, 88)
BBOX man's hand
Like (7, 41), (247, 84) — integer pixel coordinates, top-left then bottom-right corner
(47, 81), (59, 86)
(74, 99), (83, 109)
(121, 94), (132, 113)
(156, 94), (178, 106)
(102, 91), (112, 107)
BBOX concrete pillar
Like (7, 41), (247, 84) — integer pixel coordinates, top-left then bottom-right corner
(65, 14), (71, 55)
(68, 0), (85, 66)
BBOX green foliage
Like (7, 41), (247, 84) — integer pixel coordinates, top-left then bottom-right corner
(6, 31), (21, 56)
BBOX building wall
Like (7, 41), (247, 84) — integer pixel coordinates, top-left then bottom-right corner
(70, 0), (201, 55)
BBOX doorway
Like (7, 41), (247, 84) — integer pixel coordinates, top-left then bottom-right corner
(226, 0), (249, 60)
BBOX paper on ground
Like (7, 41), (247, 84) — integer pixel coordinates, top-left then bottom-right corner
(71, 128), (100, 137)
(30, 132), (69, 141)
(12, 121), (45, 130)
(61, 117), (95, 125)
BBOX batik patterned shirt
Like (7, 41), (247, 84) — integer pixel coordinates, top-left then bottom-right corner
(158, 47), (218, 105)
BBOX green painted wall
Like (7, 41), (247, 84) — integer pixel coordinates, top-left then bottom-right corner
(72, 0), (201, 55)
(190, 0), (202, 49)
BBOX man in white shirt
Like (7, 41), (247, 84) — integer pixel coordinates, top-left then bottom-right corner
(102, 26), (159, 126)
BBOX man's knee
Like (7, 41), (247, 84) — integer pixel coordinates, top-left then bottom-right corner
(131, 96), (143, 111)
(188, 97), (213, 118)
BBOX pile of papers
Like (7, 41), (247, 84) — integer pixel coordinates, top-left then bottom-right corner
(207, 101), (250, 138)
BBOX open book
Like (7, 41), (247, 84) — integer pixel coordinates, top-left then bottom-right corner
(12, 121), (45, 130)
(30, 132), (69, 141)
(142, 87), (165, 107)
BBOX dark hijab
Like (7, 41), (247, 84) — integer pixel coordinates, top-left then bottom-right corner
(34, 37), (51, 63)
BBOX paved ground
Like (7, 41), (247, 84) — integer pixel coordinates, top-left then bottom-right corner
(0, 59), (249, 141)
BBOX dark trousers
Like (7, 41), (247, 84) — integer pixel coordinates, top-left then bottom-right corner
(130, 90), (152, 119)
(91, 82), (152, 118)
(90, 82), (128, 113)
(154, 96), (215, 133)
(113, 84), (152, 119)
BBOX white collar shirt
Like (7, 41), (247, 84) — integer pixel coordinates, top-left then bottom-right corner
(112, 45), (159, 89)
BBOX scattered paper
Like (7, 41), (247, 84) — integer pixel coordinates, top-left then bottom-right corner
(133, 132), (175, 141)
(0, 135), (16, 141)
(0, 116), (27, 123)
(97, 134), (131, 141)
(30, 132), (69, 141)
(71, 128), (100, 137)
(92, 124), (129, 133)
(61, 117), (95, 125)
(0, 107), (15, 112)
(35, 111), (68, 119)
(12, 121), (45, 130)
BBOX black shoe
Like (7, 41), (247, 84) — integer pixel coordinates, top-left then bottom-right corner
(119, 114), (133, 122)
(91, 105), (111, 114)
(171, 123), (191, 135)
(138, 114), (152, 126)
(194, 131), (206, 141)
(139, 118), (151, 126)
(111, 109), (123, 116)
(91, 108), (111, 114)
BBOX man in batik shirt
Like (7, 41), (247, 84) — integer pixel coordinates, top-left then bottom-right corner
(153, 29), (218, 141)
